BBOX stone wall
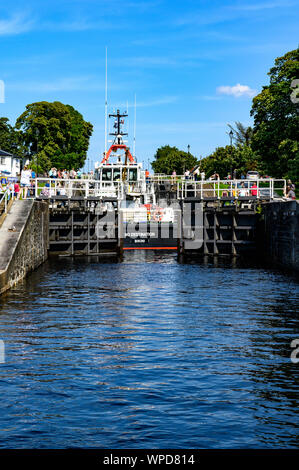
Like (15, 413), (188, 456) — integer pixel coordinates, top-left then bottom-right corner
(261, 200), (299, 273)
(0, 200), (49, 294)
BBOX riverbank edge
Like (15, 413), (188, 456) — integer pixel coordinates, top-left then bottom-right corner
(0, 200), (48, 294)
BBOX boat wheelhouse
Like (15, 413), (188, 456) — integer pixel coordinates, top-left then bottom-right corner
(94, 109), (146, 199)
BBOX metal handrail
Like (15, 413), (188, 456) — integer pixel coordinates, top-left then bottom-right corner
(175, 178), (287, 200)
(34, 177), (121, 198)
(31, 177), (288, 201)
(0, 187), (15, 217)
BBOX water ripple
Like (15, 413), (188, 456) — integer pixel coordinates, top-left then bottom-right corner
(0, 252), (298, 448)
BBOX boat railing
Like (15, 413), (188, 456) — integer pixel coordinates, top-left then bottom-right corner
(33, 178), (123, 199)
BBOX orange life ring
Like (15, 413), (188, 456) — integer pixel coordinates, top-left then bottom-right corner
(153, 208), (164, 222)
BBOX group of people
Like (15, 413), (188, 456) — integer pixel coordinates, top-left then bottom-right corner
(0, 166), (32, 200)
(0, 165), (95, 201)
(48, 168), (86, 179)
(182, 167), (276, 182)
(181, 167), (207, 181)
(0, 180), (21, 199)
(183, 168), (222, 181)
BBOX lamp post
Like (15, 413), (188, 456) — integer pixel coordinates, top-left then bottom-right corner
(229, 130), (233, 180)
(36, 128), (39, 177)
(185, 144), (190, 174)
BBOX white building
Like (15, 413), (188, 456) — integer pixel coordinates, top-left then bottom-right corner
(0, 149), (22, 177)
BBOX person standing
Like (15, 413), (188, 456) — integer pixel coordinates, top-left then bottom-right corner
(251, 183), (258, 197)
(239, 182), (247, 197)
(286, 187), (296, 199)
(145, 169), (150, 184)
(70, 168), (76, 179)
(20, 166), (32, 199)
(287, 179), (295, 191)
(14, 181), (20, 199)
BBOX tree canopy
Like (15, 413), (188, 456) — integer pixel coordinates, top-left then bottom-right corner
(15, 101), (93, 172)
(0, 117), (21, 155)
(199, 144), (259, 179)
(151, 145), (198, 174)
(250, 48), (299, 180)
(227, 122), (253, 146)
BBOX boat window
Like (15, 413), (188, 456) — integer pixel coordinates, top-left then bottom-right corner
(102, 168), (112, 181)
(128, 168), (137, 182)
(113, 168), (121, 181)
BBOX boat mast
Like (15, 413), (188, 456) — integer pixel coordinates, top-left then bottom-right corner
(133, 94), (136, 158)
(109, 109), (128, 145)
(101, 109), (135, 164)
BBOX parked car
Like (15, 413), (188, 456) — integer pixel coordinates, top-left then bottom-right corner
(259, 188), (279, 198)
(246, 171), (259, 180)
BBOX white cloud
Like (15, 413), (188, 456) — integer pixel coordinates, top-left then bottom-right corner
(216, 84), (256, 98)
(0, 13), (33, 36)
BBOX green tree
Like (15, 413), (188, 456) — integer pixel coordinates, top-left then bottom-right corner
(200, 145), (259, 179)
(250, 48), (299, 179)
(15, 101), (93, 172)
(152, 145), (198, 174)
(227, 121), (253, 146)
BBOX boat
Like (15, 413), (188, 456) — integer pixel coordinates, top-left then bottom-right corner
(94, 109), (178, 250)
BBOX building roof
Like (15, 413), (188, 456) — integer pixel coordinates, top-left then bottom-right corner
(0, 148), (20, 158)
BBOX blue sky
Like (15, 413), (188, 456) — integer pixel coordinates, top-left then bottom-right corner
(0, 0), (298, 170)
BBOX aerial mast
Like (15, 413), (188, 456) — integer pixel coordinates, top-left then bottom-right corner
(101, 109), (135, 164)
(133, 94), (136, 158)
